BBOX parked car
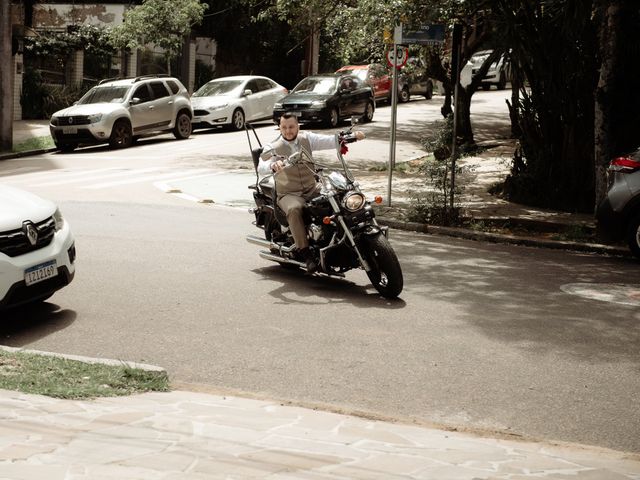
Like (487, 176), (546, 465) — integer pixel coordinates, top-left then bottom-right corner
(596, 148), (640, 258)
(50, 75), (193, 152)
(337, 61), (434, 104)
(191, 75), (288, 131)
(463, 49), (509, 90)
(335, 64), (392, 103)
(0, 185), (76, 310)
(273, 74), (375, 127)
(398, 57), (434, 102)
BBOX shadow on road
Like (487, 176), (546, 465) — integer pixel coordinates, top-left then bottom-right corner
(0, 302), (76, 347)
(395, 230), (640, 363)
(253, 265), (406, 309)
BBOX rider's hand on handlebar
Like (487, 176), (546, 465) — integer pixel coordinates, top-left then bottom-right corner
(271, 157), (285, 173)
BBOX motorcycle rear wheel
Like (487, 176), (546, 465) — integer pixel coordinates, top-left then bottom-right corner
(361, 233), (403, 298)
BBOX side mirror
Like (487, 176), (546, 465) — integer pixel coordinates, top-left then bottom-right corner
(243, 89), (252, 96)
(130, 97), (141, 105)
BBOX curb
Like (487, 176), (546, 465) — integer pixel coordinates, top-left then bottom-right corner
(0, 345), (165, 373)
(378, 217), (632, 257)
(0, 147), (57, 161)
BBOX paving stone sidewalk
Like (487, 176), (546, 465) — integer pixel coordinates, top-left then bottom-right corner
(1, 388), (639, 480)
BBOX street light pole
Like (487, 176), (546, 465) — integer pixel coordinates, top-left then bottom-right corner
(387, 43), (399, 207)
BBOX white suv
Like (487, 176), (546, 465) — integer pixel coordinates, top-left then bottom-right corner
(0, 185), (76, 310)
(50, 75), (193, 152)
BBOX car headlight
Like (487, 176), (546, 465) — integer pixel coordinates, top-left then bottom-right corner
(53, 207), (65, 231)
(343, 192), (365, 212)
(50, 116), (59, 126)
(88, 113), (103, 123)
(311, 100), (326, 108)
(274, 102), (283, 109)
(209, 103), (228, 111)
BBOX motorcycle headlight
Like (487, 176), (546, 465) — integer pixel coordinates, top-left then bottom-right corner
(53, 208), (65, 231)
(343, 192), (365, 212)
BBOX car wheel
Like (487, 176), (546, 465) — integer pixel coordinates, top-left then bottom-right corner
(497, 71), (507, 90)
(56, 143), (76, 153)
(231, 109), (245, 130)
(362, 101), (374, 123)
(328, 108), (339, 128)
(399, 87), (410, 103)
(424, 81), (433, 100)
(109, 120), (133, 149)
(626, 213), (640, 259)
(173, 112), (192, 139)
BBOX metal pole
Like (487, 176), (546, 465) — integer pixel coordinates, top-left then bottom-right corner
(387, 43), (399, 207)
(449, 25), (463, 210)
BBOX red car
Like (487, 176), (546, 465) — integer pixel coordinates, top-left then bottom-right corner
(336, 62), (434, 104)
(335, 64), (392, 103)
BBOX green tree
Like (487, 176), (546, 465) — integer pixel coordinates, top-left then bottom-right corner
(110, 0), (208, 75)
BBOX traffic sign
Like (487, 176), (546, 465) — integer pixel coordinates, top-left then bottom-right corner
(394, 24), (445, 45)
(386, 47), (408, 68)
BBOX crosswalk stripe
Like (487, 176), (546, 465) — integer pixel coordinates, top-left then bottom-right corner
(31, 167), (165, 187)
(81, 168), (211, 189)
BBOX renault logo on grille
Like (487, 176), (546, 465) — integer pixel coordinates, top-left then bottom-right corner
(68, 117), (74, 124)
(23, 222), (38, 246)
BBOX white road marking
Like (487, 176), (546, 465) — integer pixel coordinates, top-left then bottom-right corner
(81, 168), (211, 189)
(32, 167), (164, 187)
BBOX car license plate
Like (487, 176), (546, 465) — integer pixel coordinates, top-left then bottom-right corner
(291, 111), (301, 117)
(24, 260), (58, 286)
(62, 126), (78, 134)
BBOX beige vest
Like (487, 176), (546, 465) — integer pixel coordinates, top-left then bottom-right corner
(269, 133), (317, 196)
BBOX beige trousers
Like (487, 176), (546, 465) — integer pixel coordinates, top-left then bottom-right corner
(277, 186), (320, 250)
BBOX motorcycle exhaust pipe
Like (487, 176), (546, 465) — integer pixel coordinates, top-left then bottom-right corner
(259, 251), (305, 268)
(246, 235), (296, 253)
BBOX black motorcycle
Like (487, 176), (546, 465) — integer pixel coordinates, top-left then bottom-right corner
(245, 122), (403, 299)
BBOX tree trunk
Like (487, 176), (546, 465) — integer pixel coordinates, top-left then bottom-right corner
(594, 1), (621, 215)
(0, 0), (13, 152)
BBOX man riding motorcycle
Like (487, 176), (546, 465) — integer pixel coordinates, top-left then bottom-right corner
(257, 113), (365, 272)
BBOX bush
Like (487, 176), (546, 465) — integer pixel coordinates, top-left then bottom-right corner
(21, 66), (91, 119)
(405, 115), (471, 226)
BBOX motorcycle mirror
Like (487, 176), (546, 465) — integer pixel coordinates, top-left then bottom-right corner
(350, 116), (359, 126)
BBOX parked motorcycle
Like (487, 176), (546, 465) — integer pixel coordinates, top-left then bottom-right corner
(245, 122), (404, 298)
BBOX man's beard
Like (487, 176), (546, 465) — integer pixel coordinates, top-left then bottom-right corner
(283, 133), (297, 141)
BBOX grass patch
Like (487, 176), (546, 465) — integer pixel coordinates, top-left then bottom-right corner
(0, 350), (169, 399)
(12, 136), (55, 153)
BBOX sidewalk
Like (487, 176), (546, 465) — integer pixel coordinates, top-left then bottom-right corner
(11, 119), (51, 145)
(1, 386), (639, 479)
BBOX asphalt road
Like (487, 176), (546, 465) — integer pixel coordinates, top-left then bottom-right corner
(1, 91), (639, 453)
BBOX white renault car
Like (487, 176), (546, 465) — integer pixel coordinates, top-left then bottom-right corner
(0, 185), (76, 310)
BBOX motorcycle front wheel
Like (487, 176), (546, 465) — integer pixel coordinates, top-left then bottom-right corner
(361, 233), (403, 298)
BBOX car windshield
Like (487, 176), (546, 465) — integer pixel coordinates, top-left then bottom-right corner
(293, 77), (337, 95)
(342, 70), (367, 81)
(77, 86), (130, 104)
(192, 80), (243, 97)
